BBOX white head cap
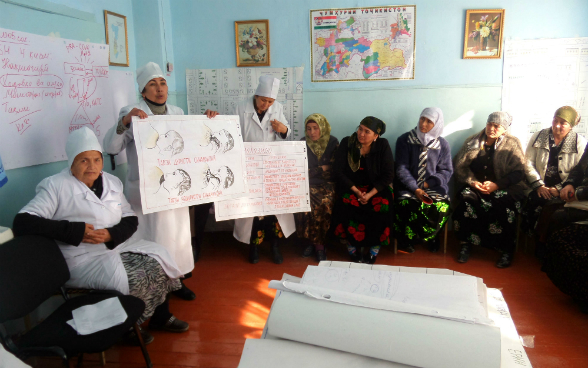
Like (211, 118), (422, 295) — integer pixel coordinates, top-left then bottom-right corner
(65, 127), (102, 169)
(137, 62), (165, 92)
(254, 75), (280, 99)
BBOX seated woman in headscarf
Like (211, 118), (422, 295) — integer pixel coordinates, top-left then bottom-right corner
(522, 106), (585, 256)
(540, 143), (588, 313)
(394, 108), (453, 253)
(332, 117), (394, 264)
(294, 114), (339, 262)
(453, 112), (527, 268)
(13, 127), (188, 344)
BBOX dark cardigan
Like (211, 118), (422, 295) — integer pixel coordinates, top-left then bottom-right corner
(303, 135), (339, 186)
(563, 147), (588, 188)
(394, 132), (453, 197)
(333, 136), (395, 193)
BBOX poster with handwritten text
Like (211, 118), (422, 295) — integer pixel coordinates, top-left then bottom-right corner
(0, 28), (113, 170)
(215, 142), (310, 221)
(133, 115), (247, 214)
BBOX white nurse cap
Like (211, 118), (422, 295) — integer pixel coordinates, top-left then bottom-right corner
(137, 62), (165, 92)
(66, 127), (103, 169)
(254, 75), (280, 99)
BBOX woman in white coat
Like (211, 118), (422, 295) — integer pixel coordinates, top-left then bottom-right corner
(13, 127), (187, 344)
(104, 62), (214, 300)
(233, 75), (296, 264)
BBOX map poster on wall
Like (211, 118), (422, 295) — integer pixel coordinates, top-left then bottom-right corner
(215, 142), (311, 221)
(310, 5), (415, 82)
(133, 115), (248, 214)
(502, 38), (588, 150)
(186, 67), (304, 140)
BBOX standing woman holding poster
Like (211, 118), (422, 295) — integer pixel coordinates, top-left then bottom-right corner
(233, 75), (295, 264)
(332, 117), (395, 264)
(104, 63), (215, 316)
(295, 114), (339, 262)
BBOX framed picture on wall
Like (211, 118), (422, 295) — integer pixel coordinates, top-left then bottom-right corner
(104, 10), (129, 67)
(235, 20), (270, 67)
(463, 9), (505, 59)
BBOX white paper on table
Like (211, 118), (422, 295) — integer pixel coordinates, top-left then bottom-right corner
(67, 297), (127, 335)
(214, 141), (311, 220)
(238, 339), (417, 368)
(133, 115), (248, 214)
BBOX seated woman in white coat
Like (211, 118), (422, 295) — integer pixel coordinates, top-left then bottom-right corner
(103, 62), (215, 300)
(13, 127), (187, 344)
(234, 75), (296, 264)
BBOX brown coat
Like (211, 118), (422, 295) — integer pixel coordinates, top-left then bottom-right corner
(454, 130), (528, 197)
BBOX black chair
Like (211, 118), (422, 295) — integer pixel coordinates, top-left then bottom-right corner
(0, 235), (152, 367)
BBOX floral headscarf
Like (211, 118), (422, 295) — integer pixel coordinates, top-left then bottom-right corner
(305, 113), (331, 160)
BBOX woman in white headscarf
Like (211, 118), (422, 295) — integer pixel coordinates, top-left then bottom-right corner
(394, 108), (453, 253)
(233, 75), (295, 264)
(104, 62), (216, 300)
(13, 127), (186, 344)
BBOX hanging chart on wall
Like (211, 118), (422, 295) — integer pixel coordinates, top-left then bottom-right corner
(502, 37), (588, 149)
(0, 27), (114, 170)
(310, 6), (416, 82)
(186, 67), (305, 140)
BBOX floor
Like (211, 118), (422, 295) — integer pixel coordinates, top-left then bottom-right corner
(28, 231), (588, 368)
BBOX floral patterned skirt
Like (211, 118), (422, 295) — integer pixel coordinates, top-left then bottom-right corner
(394, 198), (450, 245)
(250, 215), (284, 245)
(295, 183), (335, 245)
(453, 186), (521, 253)
(332, 185), (393, 247)
(543, 224), (588, 302)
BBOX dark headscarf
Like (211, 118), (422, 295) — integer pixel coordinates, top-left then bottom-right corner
(348, 116), (386, 172)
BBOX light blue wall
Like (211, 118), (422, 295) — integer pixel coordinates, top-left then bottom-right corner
(0, 0), (136, 226)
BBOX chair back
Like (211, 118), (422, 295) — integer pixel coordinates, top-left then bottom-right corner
(0, 235), (70, 322)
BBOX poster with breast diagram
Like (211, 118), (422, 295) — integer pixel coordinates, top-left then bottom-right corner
(133, 115), (247, 214)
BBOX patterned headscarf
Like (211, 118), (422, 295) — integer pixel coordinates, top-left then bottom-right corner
(487, 111), (513, 130)
(348, 116), (386, 172)
(554, 106), (580, 127)
(416, 107), (444, 146)
(305, 113), (331, 160)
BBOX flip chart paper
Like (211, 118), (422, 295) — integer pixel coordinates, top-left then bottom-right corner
(215, 141), (310, 220)
(133, 115), (247, 214)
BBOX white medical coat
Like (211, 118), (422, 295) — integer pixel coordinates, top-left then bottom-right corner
(232, 98), (296, 244)
(103, 99), (193, 274)
(19, 169), (183, 294)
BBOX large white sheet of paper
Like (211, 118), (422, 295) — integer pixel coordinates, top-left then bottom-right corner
(502, 37), (588, 149)
(0, 28), (113, 170)
(133, 115), (247, 214)
(186, 67), (305, 140)
(214, 141), (310, 221)
(67, 297), (127, 335)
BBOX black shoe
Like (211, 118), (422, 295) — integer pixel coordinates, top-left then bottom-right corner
(349, 252), (362, 263)
(316, 249), (327, 262)
(271, 239), (283, 264)
(121, 326), (154, 346)
(496, 253), (513, 268)
(249, 244), (259, 264)
(172, 283), (196, 301)
(148, 315), (189, 333)
(428, 237), (440, 253)
(398, 244), (415, 254)
(457, 243), (470, 263)
(366, 254), (377, 264)
(302, 244), (314, 258)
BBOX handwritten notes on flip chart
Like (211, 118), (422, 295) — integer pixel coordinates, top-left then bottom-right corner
(0, 28), (112, 170)
(215, 142), (311, 221)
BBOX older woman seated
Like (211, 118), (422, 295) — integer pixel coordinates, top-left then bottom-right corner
(394, 108), (453, 253)
(332, 117), (394, 264)
(453, 112), (527, 268)
(13, 127), (187, 344)
(295, 114), (339, 262)
(542, 148), (588, 313)
(522, 106), (585, 256)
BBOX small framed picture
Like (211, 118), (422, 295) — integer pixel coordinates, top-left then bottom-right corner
(104, 10), (129, 67)
(235, 20), (270, 67)
(463, 9), (505, 59)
